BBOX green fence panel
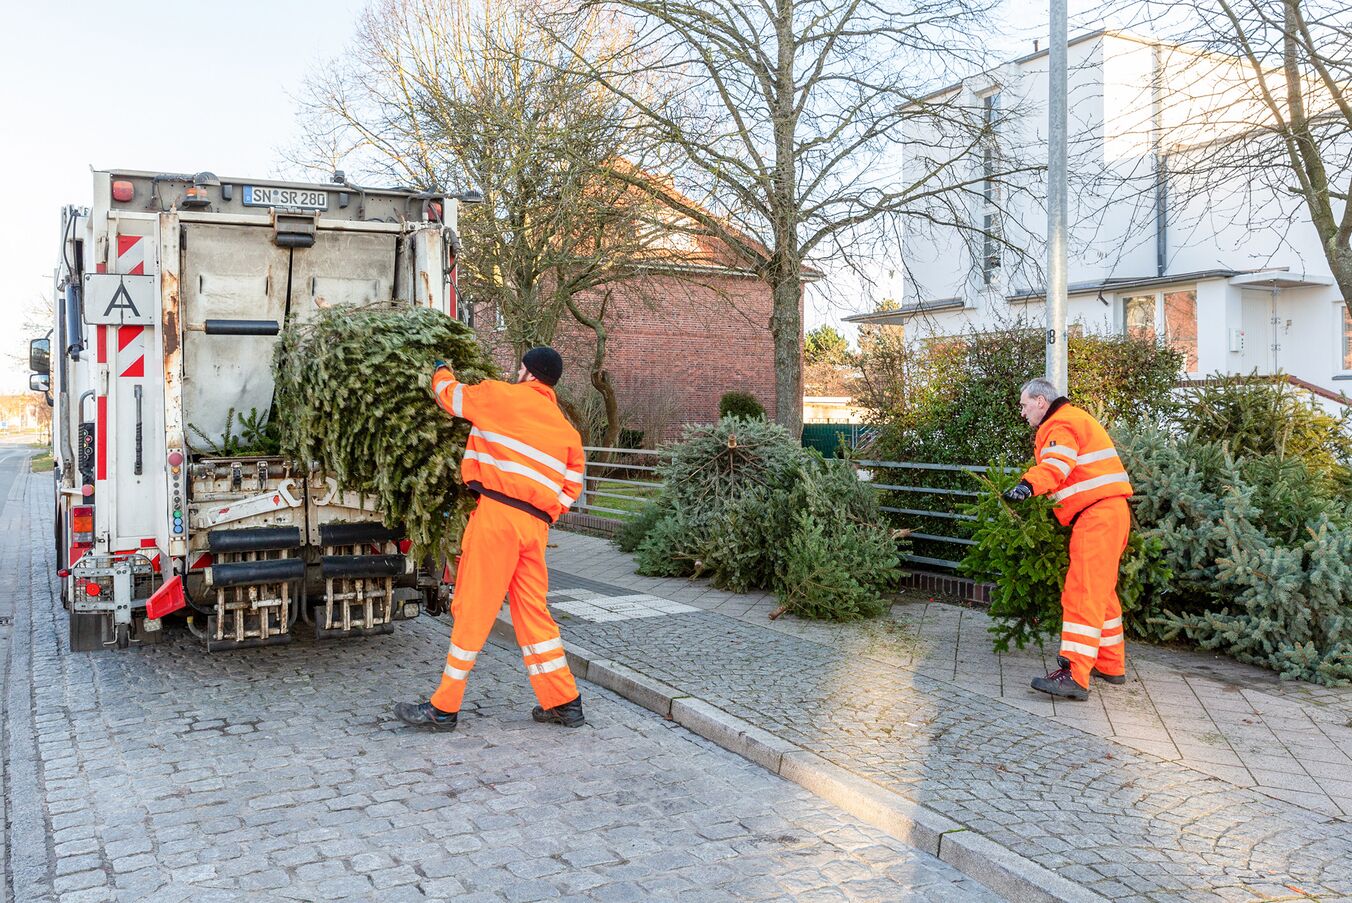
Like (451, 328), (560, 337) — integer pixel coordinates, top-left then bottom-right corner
(801, 423), (871, 457)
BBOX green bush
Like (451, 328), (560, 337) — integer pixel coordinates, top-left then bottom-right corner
(859, 324), (1182, 465)
(1173, 372), (1352, 478)
(718, 391), (766, 420)
(615, 500), (667, 553)
(273, 305), (499, 560)
(630, 416), (904, 619)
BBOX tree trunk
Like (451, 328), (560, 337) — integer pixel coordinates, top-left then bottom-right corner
(1330, 248), (1352, 323)
(563, 289), (621, 450)
(768, 265), (803, 437)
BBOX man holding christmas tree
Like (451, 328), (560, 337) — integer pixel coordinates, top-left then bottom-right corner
(1002, 377), (1133, 700)
(395, 346), (588, 731)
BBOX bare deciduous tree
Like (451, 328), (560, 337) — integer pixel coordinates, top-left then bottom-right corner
(290, 0), (683, 447)
(562, 0), (1036, 434)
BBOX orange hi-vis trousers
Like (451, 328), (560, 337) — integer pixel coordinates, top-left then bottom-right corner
(1059, 495), (1131, 689)
(430, 496), (579, 713)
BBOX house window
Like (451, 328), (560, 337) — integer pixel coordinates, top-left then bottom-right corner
(1123, 295), (1155, 339)
(1121, 288), (1198, 373)
(981, 92), (1001, 286)
(1341, 303), (1352, 371)
(1163, 290), (1198, 372)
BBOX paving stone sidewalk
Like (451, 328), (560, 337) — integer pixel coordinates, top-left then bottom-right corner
(543, 529), (1352, 902)
(1, 452), (996, 903)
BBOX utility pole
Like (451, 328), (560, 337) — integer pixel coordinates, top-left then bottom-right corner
(1046, 0), (1068, 393)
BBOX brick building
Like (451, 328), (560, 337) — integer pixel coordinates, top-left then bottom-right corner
(466, 234), (802, 445)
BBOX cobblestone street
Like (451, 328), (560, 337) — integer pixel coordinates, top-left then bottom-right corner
(0, 447), (997, 903)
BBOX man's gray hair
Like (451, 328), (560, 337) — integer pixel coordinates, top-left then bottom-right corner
(1020, 377), (1060, 401)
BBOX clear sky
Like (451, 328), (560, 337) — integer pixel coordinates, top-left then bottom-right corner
(0, 0), (366, 391)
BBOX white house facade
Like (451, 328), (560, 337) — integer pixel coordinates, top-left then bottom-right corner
(848, 30), (1352, 403)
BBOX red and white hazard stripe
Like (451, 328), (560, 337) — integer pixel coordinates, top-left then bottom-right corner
(116, 236), (146, 275)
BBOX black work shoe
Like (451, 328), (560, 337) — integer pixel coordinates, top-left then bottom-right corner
(532, 695), (585, 728)
(1092, 667), (1127, 685)
(394, 701), (458, 731)
(1031, 662), (1089, 701)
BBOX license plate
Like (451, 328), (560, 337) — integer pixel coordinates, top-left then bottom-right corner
(242, 185), (329, 210)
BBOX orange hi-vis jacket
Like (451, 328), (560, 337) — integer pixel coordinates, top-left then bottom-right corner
(1022, 399), (1133, 525)
(432, 370), (585, 523)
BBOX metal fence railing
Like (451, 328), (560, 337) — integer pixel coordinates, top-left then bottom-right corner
(570, 447), (667, 521)
(853, 460), (1017, 569)
(564, 445), (1012, 572)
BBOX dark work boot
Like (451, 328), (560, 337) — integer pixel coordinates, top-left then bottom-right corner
(394, 701), (458, 731)
(1092, 667), (1127, 685)
(532, 695), (585, 728)
(1031, 657), (1089, 701)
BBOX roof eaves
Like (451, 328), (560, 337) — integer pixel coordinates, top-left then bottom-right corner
(1005, 269), (1240, 302)
(843, 297), (964, 324)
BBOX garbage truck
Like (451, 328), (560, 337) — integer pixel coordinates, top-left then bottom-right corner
(28, 168), (472, 651)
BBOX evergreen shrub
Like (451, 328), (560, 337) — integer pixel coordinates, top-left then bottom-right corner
(718, 391), (767, 420)
(630, 416), (903, 619)
(1173, 372), (1352, 481)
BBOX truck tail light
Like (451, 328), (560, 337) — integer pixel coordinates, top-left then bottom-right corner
(183, 185), (211, 208)
(85, 582), (102, 597)
(112, 180), (135, 202)
(73, 506), (94, 543)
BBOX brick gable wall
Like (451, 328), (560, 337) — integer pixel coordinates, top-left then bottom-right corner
(469, 270), (793, 443)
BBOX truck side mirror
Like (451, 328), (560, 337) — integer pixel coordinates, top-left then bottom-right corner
(29, 373), (50, 393)
(29, 337), (50, 375)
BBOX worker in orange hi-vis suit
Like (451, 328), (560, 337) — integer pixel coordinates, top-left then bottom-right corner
(395, 346), (587, 731)
(1001, 377), (1134, 701)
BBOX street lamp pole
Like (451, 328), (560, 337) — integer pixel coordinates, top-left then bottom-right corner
(1046, 0), (1069, 394)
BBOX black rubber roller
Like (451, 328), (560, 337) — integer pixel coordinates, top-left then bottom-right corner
(208, 558), (305, 587)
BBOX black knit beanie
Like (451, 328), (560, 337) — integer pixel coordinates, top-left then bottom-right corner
(521, 346), (563, 386)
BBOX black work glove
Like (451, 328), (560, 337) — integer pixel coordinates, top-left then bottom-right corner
(1002, 480), (1033, 502)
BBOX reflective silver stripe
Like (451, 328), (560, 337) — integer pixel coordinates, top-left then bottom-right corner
(433, 377), (453, 396)
(451, 384), (464, 417)
(463, 450), (564, 494)
(1040, 445), (1078, 461)
(521, 637), (563, 657)
(1060, 640), (1100, 657)
(1076, 447), (1120, 465)
(1062, 622), (1102, 639)
(1046, 458), (1072, 477)
(1103, 617), (1122, 630)
(1051, 472), (1131, 502)
(1099, 634), (1124, 647)
(557, 490), (576, 509)
(443, 664), (471, 680)
(471, 428), (568, 478)
(564, 469), (583, 482)
(448, 643), (479, 663)
(525, 656), (568, 676)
